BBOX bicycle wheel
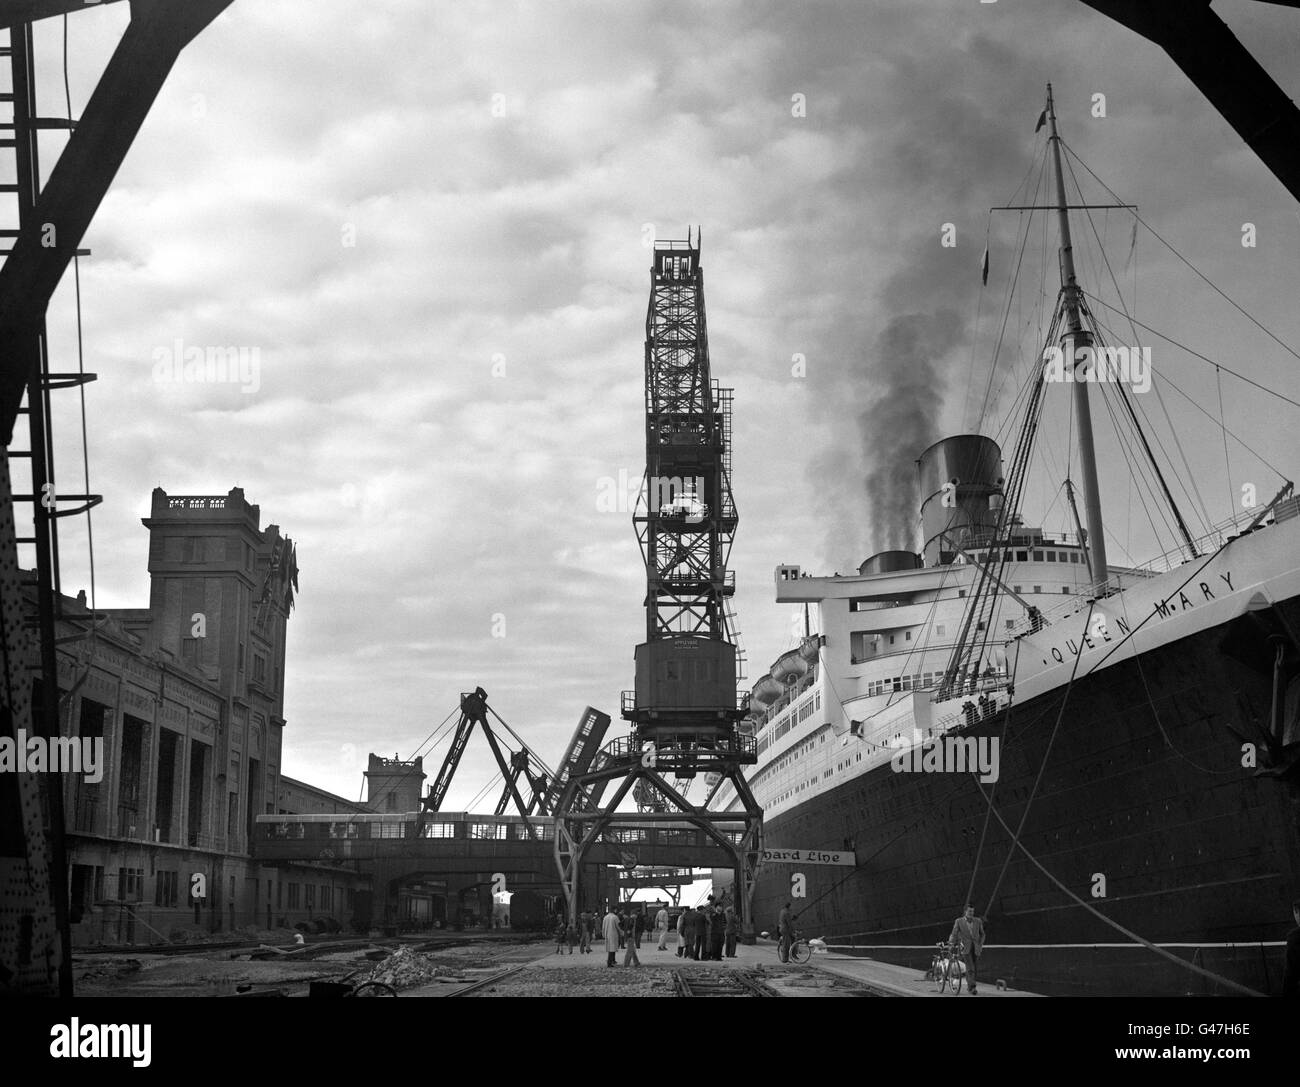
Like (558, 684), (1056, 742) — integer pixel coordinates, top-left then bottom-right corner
(349, 981), (398, 998)
(947, 966), (963, 994)
(790, 940), (811, 964)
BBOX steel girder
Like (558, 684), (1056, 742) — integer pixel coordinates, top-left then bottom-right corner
(0, 0), (234, 442)
(1080, 1), (1300, 203)
(553, 750), (763, 942)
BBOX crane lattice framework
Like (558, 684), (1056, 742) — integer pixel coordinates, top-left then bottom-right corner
(554, 231), (762, 941)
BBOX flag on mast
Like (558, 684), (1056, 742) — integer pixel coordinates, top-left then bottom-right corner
(980, 246), (989, 285)
(1034, 109), (1047, 132)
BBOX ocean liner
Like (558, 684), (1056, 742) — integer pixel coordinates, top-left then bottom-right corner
(714, 89), (1300, 996)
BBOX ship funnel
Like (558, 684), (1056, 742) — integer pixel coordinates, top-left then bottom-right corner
(918, 434), (1005, 566)
(858, 550), (922, 576)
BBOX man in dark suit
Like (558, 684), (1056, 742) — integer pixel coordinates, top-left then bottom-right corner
(948, 903), (986, 995)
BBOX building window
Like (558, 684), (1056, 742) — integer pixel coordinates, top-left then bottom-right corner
(936, 624), (945, 637)
(253, 655), (267, 683)
(1047, 551), (1056, 562)
(386, 792), (399, 812)
(154, 871), (179, 908)
(377, 821), (405, 839)
(117, 867), (144, 901)
(238, 643), (244, 671)
(1033, 550), (1043, 561)
(304, 885), (315, 910)
(181, 638), (202, 667)
(1062, 587), (1070, 594)
(1014, 586), (1022, 594)
(905, 631), (911, 640)
(468, 823), (507, 840)
(287, 883), (300, 908)
(958, 590), (966, 598)
(1034, 586), (1042, 594)
(1017, 551), (1027, 561)
(421, 821), (457, 842)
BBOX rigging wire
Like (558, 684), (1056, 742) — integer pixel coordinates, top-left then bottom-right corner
(972, 778), (1263, 996)
(974, 147), (1048, 432)
(354, 703), (459, 803)
(1062, 139), (1300, 368)
(56, 13), (102, 703)
(1086, 309), (1288, 480)
(1216, 365), (1233, 520)
(981, 601), (1095, 911)
(1080, 293), (1300, 411)
(1062, 150), (1212, 542)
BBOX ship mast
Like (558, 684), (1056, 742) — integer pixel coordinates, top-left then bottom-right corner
(1046, 84), (1109, 587)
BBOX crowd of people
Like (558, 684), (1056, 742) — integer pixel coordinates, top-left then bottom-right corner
(552, 894), (741, 967)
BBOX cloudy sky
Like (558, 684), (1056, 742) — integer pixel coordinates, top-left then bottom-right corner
(22, 0), (1300, 807)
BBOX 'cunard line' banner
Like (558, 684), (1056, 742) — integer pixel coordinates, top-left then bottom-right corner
(759, 848), (855, 867)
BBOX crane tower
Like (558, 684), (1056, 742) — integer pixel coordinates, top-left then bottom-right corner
(554, 231), (762, 940)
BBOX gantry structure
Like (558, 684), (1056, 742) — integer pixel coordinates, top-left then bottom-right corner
(553, 232), (762, 940)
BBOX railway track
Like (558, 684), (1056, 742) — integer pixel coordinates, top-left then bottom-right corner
(445, 964), (529, 997)
(672, 969), (781, 997)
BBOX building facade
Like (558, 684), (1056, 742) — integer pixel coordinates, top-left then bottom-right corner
(37, 487), (364, 943)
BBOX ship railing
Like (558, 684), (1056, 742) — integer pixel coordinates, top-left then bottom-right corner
(621, 690), (750, 715)
(1129, 507), (1276, 578)
(862, 687), (1011, 751)
(602, 733), (758, 761)
(1003, 507), (1277, 641)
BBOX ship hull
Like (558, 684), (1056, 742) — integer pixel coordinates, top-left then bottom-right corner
(753, 595), (1300, 996)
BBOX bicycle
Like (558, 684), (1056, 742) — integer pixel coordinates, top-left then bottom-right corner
(785, 929), (812, 965)
(933, 941), (965, 994)
(307, 969), (398, 997)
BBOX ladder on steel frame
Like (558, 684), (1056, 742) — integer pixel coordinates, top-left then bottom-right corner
(0, 21), (101, 998)
(3, 24), (102, 603)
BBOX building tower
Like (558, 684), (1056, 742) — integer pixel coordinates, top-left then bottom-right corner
(554, 231), (762, 938)
(140, 487), (298, 858)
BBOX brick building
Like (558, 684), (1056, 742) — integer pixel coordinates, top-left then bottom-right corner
(39, 486), (366, 943)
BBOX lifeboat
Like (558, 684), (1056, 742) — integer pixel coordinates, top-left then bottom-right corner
(771, 648), (808, 683)
(798, 636), (821, 664)
(751, 673), (782, 706)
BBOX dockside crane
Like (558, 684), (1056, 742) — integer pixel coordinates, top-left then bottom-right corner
(553, 230), (763, 940)
(418, 688), (558, 838)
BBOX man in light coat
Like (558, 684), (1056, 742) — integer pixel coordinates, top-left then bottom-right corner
(948, 903), (986, 995)
(602, 906), (621, 968)
(656, 905), (671, 951)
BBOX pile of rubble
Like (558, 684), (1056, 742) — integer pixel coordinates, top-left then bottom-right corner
(358, 946), (451, 990)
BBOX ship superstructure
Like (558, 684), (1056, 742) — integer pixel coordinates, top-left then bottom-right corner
(721, 88), (1300, 995)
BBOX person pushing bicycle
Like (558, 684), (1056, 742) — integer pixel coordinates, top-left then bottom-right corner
(948, 903), (985, 995)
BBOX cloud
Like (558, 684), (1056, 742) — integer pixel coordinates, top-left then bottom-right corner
(28, 0), (1300, 808)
